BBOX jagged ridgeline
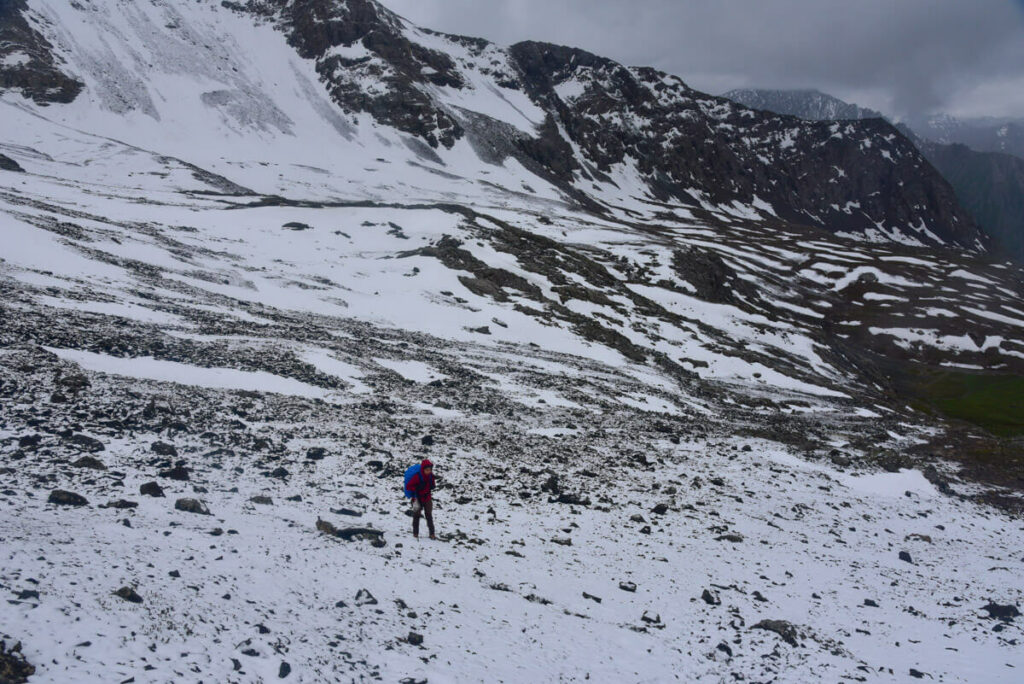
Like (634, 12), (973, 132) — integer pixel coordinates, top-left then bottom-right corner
(1, 0), (981, 247)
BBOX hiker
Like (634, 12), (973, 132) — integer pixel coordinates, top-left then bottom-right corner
(407, 458), (436, 540)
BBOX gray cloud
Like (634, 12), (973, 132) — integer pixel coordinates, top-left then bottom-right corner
(382, 0), (1024, 119)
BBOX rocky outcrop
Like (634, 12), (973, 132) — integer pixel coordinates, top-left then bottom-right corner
(0, 0), (83, 104)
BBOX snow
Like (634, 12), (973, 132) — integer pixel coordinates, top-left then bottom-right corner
(44, 346), (343, 400)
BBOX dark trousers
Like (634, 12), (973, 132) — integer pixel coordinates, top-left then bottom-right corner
(413, 498), (434, 537)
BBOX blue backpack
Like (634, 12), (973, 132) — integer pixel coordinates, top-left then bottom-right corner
(403, 463), (421, 498)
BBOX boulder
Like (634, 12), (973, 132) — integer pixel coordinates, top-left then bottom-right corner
(72, 456), (106, 470)
(48, 490), (88, 506)
(113, 586), (143, 603)
(139, 481), (165, 497)
(752, 619), (799, 646)
(174, 498), (210, 515)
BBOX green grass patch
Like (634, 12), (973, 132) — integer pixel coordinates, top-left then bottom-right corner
(909, 370), (1024, 437)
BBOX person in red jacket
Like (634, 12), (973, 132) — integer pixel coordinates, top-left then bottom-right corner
(408, 459), (436, 540)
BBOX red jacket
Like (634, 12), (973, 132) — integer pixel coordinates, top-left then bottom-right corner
(408, 465), (436, 502)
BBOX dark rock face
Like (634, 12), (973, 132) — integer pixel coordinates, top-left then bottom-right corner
(0, 0), (84, 104)
(920, 143), (1024, 263)
(48, 490), (88, 506)
(0, 153), (24, 172)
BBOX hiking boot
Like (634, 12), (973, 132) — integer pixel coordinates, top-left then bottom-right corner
(429, 534), (436, 540)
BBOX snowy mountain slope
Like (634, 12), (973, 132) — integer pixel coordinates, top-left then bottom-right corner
(1, 0), (1023, 682)
(1, 0), (982, 248)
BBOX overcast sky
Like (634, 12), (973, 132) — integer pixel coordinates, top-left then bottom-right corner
(383, 0), (1024, 121)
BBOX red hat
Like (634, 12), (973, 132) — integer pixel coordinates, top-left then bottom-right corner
(421, 459), (433, 469)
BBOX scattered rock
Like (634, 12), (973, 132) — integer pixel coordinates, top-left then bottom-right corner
(66, 433), (104, 453)
(407, 631), (424, 646)
(278, 661), (291, 678)
(715, 533), (744, 543)
(113, 586), (143, 603)
(250, 495), (274, 505)
(269, 467), (289, 479)
(100, 499), (138, 509)
(619, 581), (637, 593)
(139, 481), (165, 497)
(420, 435), (434, 446)
(982, 602), (1020, 622)
(701, 589), (721, 606)
(909, 669), (928, 679)
(283, 221), (312, 231)
(354, 589), (378, 606)
(551, 536), (572, 546)
(651, 503), (669, 515)
(174, 498), (210, 515)
(641, 611), (663, 628)
(306, 447), (327, 461)
(72, 456), (106, 470)
(863, 598), (879, 608)
(17, 434), (41, 449)
(582, 592), (602, 603)
(898, 550), (914, 564)
(48, 490), (88, 506)
(716, 642), (733, 657)
(150, 442), (178, 457)
(159, 466), (190, 481)
(752, 619), (799, 646)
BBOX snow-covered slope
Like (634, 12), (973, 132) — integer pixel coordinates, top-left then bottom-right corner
(1, 1), (1023, 682)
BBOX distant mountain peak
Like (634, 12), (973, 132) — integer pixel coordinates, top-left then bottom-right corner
(723, 87), (885, 122)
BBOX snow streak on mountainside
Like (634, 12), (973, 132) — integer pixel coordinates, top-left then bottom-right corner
(1, 1), (1023, 683)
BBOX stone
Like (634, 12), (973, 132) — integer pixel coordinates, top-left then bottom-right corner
(250, 495), (274, 505)
(582, 592), (602, 603)
(407, 632), (424, 646)
(982, 602), (1020, 622)
(306, 447), (327, 461)
(66, 433), (104, 452)
(619, 581), (637, 592)
(174, 498), (211, 515)
(100, 499), (138, 509)
(269, 467), (289, 479)
(354, 589), (378, 606)
(48, 490), (88, 506)
(701, 589), (721, 606)
(139, 481), (165, 497)
(752, 619), (799, 646)
(72, 456), (106, 470)
(278, 661), (291, 678)
(420, 435), (434, 446)
(114, 586), (143, 603)
(898, 551), (914, 564)
(651, 503), (669, 515)
(0, 640), (35, 683)
(159, 466), (190, 481)
(150, 441), (178, 457)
